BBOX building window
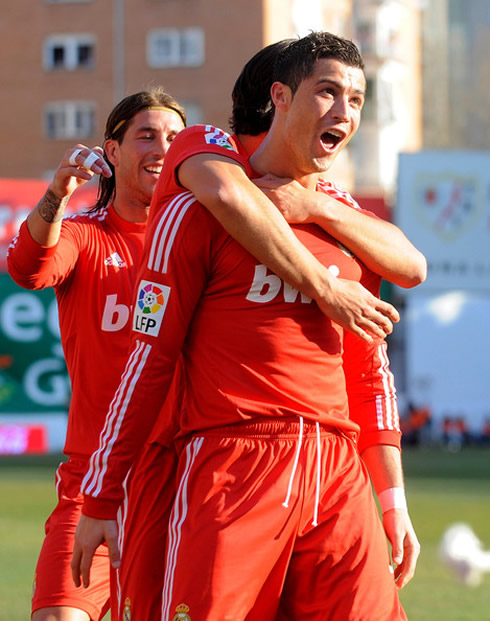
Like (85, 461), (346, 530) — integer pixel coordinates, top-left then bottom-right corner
(44, 102), (96, 139)
(44, 35), (95, 71)
(180, 101), (203, 126)
(362, 77), (376, 122)
(147, 28), (204, 68)
(361, 76), (396, 125)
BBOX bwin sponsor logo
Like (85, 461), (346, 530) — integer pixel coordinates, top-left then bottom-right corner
(246, 264), (312, 304)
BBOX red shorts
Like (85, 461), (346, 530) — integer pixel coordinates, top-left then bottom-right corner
(32, 457), (110, 620)
(162, 418), (406, 621)
(113, 442), (179, 621)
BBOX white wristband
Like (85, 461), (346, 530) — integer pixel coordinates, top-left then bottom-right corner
(378, 487), (407, 514)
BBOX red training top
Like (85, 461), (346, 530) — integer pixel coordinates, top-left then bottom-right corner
(7, 206), (146, 459)
(81, 125), (401, 519)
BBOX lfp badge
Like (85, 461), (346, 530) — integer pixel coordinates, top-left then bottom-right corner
(133, 280), (170, 337)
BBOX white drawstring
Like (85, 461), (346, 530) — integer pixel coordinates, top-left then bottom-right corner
(282, 416), (304, 508)
(312, 422), (321, 526)
(282, 417), (322, 528)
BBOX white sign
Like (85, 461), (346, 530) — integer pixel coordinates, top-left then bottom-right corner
(396, 151), (490, 291)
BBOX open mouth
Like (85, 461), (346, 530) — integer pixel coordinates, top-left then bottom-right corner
(320, 130), (344, 151)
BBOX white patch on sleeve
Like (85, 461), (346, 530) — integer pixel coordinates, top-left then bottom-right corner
(133, 280), (171, 337)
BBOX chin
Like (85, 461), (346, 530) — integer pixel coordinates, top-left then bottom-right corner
(312, 157), (333, 173)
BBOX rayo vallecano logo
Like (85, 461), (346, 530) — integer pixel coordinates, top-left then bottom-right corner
(173, 603), (191, 621)
(133, 280), (170, 337)
(204, 126), (234, 150)
(413, 172), (481, 241)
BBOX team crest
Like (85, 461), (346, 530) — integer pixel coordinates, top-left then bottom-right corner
(413, 172), (481, 241)
(173, 602), (192, 621)
(204, 126), (235, 151)
(123, 597), (132, 621)
(133, 280), (171, 337)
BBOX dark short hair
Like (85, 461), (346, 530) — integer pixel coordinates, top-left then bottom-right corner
(273, 31), (364, 94)
(93, 87), (186, 211)
(230, 39), (294, 136)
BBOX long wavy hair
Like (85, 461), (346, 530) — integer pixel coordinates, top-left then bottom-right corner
(92, 88), (186, 211)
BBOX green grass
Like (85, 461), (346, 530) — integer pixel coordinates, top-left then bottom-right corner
(1, 448), (490, 620)
(399, 446), (490, 620)
(0, 454), (60, 621)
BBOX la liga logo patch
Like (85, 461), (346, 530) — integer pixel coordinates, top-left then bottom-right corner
(133, 280), (170, 337)
(204, 126), (235, 151)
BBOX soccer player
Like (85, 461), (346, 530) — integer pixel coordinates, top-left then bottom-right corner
(74, 32), (419, 619)
(107, 40), (421, 621)
(7, 88), (186, 621)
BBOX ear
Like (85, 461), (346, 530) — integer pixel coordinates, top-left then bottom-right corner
(270, 81), (292, 111)
(104, 139), (119, 167)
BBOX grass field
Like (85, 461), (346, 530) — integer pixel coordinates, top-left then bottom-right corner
(1, 447), (490, 621)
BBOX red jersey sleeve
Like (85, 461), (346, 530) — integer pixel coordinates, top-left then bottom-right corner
(343, 331), (401, 454)
(7, 219), (81, 290)
(319, 180), (401, 452)
(81, 194), (221, 518)
(149, 124), (252, 223)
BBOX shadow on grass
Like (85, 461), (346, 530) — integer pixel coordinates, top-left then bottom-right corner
(0, 453), (66, 470)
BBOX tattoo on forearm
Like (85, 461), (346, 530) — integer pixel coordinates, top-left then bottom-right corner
(37, 189), (69, 223)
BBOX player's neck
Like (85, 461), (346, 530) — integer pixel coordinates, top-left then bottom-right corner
(112, 196), (150, 223)
(250, 134), (320, 190)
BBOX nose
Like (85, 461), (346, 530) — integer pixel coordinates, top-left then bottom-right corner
(161, 137), (172, 156)
(152, 132), (171, 157)
(331, 96), (349, 122)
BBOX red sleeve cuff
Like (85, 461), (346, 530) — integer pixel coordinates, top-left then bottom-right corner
(82, 495), (121, 520)
(357, 429), (401, 454)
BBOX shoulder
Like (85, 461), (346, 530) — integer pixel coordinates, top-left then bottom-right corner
(149, 190), (213, 239)
(145, 190), (221, 273)
(151, 125), (251, 222)
(163, 124), (249, 174)
(58, 207), (114, 247)
(63, 206), (110, 225)
(171, 124), (241, 154)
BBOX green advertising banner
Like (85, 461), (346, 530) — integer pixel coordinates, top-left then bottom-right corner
(0, 273), (70, 414)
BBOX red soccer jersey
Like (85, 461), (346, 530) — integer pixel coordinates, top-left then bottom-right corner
(7, 206), (146, 458)
(82, 126), (400, 519)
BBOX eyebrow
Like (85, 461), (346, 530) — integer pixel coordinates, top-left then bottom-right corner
(135, 125), (159, 132)
(134, 125), (180, 134)
(316, 78), (366, 97)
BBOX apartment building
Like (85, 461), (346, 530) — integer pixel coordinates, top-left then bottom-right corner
(0, 0), (422, 197)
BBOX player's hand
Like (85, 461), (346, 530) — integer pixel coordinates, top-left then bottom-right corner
(318, 277), (399, 342)
(50, 144), (112, 201)
(383, 509), (420, 588)
(71, 514), (119, 588)
(253, 174), (317, 223)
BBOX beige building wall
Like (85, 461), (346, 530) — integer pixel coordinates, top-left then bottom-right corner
(1, 1), (113, 178)
(0, 0), (423, 197)
(123, 0), (267, 130)
(0, 0), (270, 179)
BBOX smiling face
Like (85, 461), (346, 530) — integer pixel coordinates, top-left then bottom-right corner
(271, 57), (366, 184)
(105, 108), (185, 215)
